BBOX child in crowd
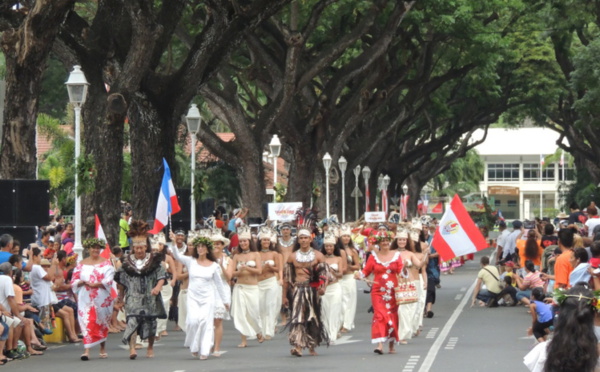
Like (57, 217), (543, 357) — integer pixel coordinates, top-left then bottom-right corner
(497, 276), (517, 306)
(527, 287), (553, 343)
(500, 261), (517, 286)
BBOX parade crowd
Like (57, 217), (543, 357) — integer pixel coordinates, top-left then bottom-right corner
(0, 205), (462, 364)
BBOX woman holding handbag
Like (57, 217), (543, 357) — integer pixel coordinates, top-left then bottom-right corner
(354, 230), (403, 355)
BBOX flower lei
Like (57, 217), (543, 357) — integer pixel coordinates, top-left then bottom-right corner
(372, 231), (394, 243)
(553, 288), (600, 312)
(66, 254), (78, 266)
(83, 237), (105, 249)
(192, 236), (213, 250)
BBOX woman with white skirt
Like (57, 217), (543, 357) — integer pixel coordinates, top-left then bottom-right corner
(231, 227), (264, 347)
(321, 233), (344, 343)
(153, 234), (176, 339)
(211, 230), (233, 356)
(412, 227), (429, 335)
(257, 228), (282, 340)
(339, 226), (360, 333)
(169, 233), (230, 360)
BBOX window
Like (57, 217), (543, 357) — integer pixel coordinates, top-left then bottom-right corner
(558, 166), (576, 181)
(507, 200), (517, 207)
(494, 200), (501, 207)
(523, 164), (554, 181)
(488, 164), (519, 181)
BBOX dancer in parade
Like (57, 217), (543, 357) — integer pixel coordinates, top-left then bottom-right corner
(278, 223), (296, 325)
(72, 238), (117, 361)
(169, 231), (231, 360)
(321, 232), (343, 343)
(284, 226), (330, 357)
(211, 229), (233, 356)
(339, 225), (359, 333)
(257, 227), (282, 340)
(355, 230), (403, 355)
(115, 220), (167, 360)
(153, 233), (176, 340)
(392, 228), (423, 344)
(231, 226), (264, 347)
(410, 223), (429, 336)
(176, 233), (193, 333)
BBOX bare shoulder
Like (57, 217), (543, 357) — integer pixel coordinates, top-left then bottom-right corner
(314, 250), (325, 261)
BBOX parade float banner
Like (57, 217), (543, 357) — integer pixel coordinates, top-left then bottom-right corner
(365, 211), (386, 223)
(431, 194), (488, 261)
(268, 202), (303, 222)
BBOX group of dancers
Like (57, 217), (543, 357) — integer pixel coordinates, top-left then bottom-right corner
(71, 216), (434, 360)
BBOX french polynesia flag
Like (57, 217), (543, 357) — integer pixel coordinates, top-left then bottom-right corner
(149, 158), (181, 234)
(431, 194), (488, 262)
(95, 214), (111, 259)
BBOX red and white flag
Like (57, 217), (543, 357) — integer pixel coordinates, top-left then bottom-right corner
(540, 154), (545, 166)
(382, 189), (388, 217)
(149, 158), (181, 234)
(365, 184), (371, 212)
(431, 194), (488, 262)
(95, 214), (111, 259)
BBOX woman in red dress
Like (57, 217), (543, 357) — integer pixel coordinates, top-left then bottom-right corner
(355, 230), (403, 354)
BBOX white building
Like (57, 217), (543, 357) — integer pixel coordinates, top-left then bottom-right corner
(473, 127), (574, 220)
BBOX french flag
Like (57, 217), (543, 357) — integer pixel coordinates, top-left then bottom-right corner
(431, 194), (488, 262)
(95, 214), (111, 259)
(149, 158), (181, 234)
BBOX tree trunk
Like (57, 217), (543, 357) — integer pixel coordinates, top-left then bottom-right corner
(406, 175), (423, 219)
(286, 141), (316, 208)
(81, 85), (125, 245)
(0, 0), (75, 179)
(237, 157), (267, 220)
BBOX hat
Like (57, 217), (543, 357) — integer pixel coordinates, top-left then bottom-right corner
(556, 212), (569, 219)
(175, 229), (186, 236)
(411, 218), (423, 231)
(297, 227), (312, 238)
(339, 224), (352, 237)
(258, 226), (273, 240)
(504, 261), (515, 268)
(396, 228), (409, 239)
(128, 220), (150, 247)
(512, 220), (523, 229)
(323, 231), (337, 245)
(233, 208), (241, 216)
(150, 233), (166, 250)
(0, 262), (12, 275)
(210, 229), (231, 246)
(420, 215), (432, 226)
(410, 228), (420, 242)
(498, 220), (507, 227)
(377, 223), (389, 231)
(49, 236), (55, 243)
(388, 211), (401, 224)
(40, 259), (51, 267)
(238, 226), (252, 240)
(280, 222), (292, 230)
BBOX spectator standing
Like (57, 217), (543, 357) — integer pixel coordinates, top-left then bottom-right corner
(568, 201), (587, 225)
(552, 229), (575, 289)
(585, 204), (600, 237)
(495, 221), (510, 266)
(569, 247), (591, 285)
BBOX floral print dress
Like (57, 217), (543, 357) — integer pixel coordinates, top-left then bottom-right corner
(359, 251), (403, 343)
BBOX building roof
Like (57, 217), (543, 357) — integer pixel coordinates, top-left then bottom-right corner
(36, 125), (73, 159)
(472, 127), (569, 156)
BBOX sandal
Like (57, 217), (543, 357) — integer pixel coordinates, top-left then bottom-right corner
(374, 348), (383, 355)
(0, 358), (7, 365)
(99, 353), (108, 359)
(80, 354), (89, 361)
(290, 349), (302, 357)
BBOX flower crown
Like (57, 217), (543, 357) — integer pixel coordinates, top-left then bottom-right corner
(192, 236), (213, 250)
(374, 231), (394, 242)
(66, 254), (78, 265)
(83, 238), (105, 249)
(554, 288), (600, 312)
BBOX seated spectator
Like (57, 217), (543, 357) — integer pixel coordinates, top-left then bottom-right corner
(500, 261), (517, 286)
(569, 247), (591, 285)
(497, 276), (517, 306)
(10, 267), (45, 354)
(515, 260), (545, 306)
(471, 256), (502, 307)
(589, 241), (600, 269)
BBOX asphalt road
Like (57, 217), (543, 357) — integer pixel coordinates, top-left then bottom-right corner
(9, 249), (533, 372)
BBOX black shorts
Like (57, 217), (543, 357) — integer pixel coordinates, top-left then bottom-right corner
(52, 299), (77, 315)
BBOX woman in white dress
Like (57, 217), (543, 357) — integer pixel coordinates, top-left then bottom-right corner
(338, 225), (359, 333)
(153, 234), (177, 340)
(211, 230), (232, 356)
(168, 232), (231, 360)
(257, 227), (281, 340)
(320, 233), (343, 343)
(231, 226), (264, 347)
(410, 226), (428, 337)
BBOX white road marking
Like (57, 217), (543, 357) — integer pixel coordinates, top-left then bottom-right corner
(332, 335), (362, 345)
(454, 294), (463, 300)
(402, 355), (420, 371)
(460, 287), (467, 292)
(425, 328), (439, 339)
(418, 280), (476, 372)
(444, 337), (458, 350)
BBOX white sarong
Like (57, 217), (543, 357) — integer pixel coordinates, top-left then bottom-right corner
(231, 283), (262, 338)
(340, 274), (357, 330)
(414, 277), (426, 330)
(156, 283), (173, 336)
(177, 289), (188, 332)
(258, 276), (280, 338)
(398, 280), (418, 341)
(321, 282), (343, 342)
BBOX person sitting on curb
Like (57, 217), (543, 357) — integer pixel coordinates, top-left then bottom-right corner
(471, 256), (502, 308)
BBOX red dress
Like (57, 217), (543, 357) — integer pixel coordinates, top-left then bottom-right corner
(360, 251), (403, 344)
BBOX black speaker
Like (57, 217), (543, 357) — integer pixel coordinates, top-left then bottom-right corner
(0, 180), (49, 227)
(0, 226), (38, 249)
(199, 198), (215, 219)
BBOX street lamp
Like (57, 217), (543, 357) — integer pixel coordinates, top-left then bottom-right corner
(269, 135), (282, 203)
(65, 65), (89, 262)
(383, 174), (390, 216)
(323, 153), (332, 220)
(353, 165), (361, 220)
(338, 156), (348, 223)
(362, 166), (371, 212)
(186, 104), (201, 231)
(377, 174), (384, 211)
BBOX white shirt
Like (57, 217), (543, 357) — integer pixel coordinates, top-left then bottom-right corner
(0, 275), (15, 312)
(502, 230), (521, 259)
(496, 229), (510, 249)
(586, 218), (600, 237)
(30, 265), (53, 307)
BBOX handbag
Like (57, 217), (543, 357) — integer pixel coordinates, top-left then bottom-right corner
(395, 269), (418, 305)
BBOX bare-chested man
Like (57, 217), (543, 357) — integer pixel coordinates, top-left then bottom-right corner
(284, 227), (329, 357)
(278, 223), (295, 324)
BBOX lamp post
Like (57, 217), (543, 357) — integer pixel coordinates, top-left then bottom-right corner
(338, 156), (348, 223)
(422, 184), (431, 215)
(323, 153), (332, 220)
(402, 183), (409, 220)
(353, 165), (361, 220)
(362, 166), (371, 212)
(65, 65), (89, 262)
(186, 104), (201, 231)
(269, 135), (282, 226)
(383, 174), (390, 217)
(377, 174), (384, 211)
